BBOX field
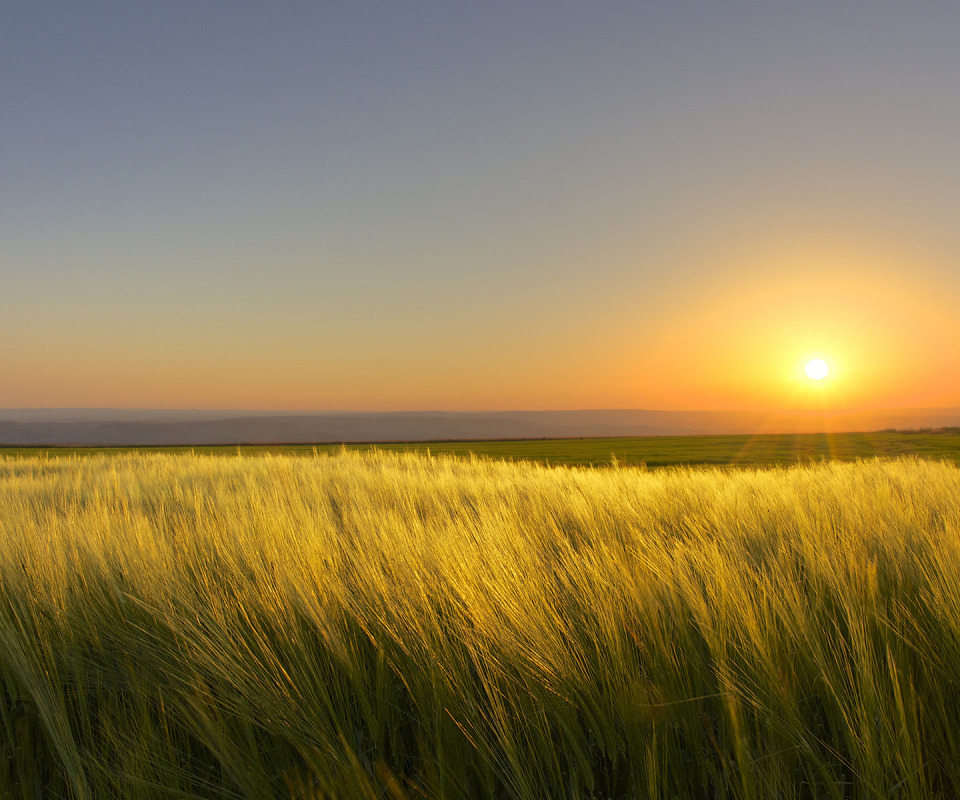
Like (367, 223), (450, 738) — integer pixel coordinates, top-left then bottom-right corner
(2, 448), (960, 798)
(3, 427), (960, 468)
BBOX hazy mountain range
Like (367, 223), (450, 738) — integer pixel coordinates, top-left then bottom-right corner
(1, 408), (959, 446)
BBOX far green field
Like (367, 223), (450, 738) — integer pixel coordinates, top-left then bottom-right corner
(2, 428), (960, 468)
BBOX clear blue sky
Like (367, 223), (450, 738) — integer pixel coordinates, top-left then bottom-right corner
(4, 2), (959, 411)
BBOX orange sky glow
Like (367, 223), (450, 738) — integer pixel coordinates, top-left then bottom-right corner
(3, 5), (959, 418)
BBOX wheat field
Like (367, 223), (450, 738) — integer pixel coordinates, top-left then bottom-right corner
(2, 450), (959, 799)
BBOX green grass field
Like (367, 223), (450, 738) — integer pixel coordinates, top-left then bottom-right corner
(2, 448), (960, 798)
(3, 427), (960, 468)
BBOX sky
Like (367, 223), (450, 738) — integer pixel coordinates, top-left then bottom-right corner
(3, 1), (960, 413)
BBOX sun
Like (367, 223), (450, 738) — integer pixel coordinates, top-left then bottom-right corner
(804, 358), (830, 381)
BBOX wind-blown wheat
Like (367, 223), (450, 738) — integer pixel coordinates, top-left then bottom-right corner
(1, 451), (959, 799)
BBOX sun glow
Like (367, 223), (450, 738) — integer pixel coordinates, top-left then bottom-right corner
(805, 358), (830, 381)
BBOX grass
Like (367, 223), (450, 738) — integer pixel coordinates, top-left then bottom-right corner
(3, 427), (960, 468)
(2, 450), (960, 798)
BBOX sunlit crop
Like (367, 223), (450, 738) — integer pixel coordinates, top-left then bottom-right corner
(2, 451), (959, 799)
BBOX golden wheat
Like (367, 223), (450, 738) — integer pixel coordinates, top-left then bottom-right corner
(1, 450), (959, 798)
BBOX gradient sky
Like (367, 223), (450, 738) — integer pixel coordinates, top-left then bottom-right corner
(4, 1), (959, 412)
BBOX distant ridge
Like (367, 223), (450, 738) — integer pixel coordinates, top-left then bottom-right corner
(1, 408), (960, 446)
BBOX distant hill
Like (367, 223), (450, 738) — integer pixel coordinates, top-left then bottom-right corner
(1, 408), (960, 446)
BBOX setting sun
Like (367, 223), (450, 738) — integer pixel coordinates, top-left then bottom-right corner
(805, 358), (830, 381)
(3, 4), (960, 422)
